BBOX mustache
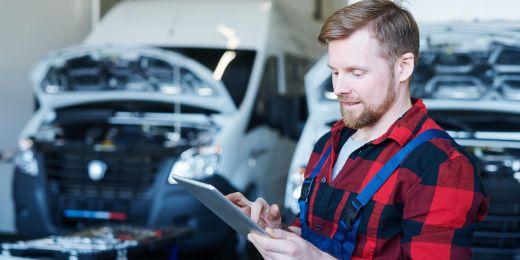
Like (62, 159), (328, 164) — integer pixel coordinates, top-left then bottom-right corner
(336, 95), (362, 103)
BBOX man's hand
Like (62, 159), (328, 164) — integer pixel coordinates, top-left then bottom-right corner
(226, 192), (281, 229)
(248, 228), (336, 260)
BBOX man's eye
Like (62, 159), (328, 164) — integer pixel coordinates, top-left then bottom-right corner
(352, 70), (364, 77)
(332, 71), (339, 76)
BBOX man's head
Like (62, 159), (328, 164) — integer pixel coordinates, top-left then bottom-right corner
(319, 0), (419, 129)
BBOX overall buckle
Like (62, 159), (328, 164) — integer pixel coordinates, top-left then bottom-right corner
(346, 199), (362, 232)
(299, 179), (315, 203)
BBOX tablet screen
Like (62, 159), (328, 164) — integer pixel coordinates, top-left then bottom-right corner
(169, 174), (269, 237)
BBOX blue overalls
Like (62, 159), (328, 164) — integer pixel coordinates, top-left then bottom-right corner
(298, 129), (452, 259)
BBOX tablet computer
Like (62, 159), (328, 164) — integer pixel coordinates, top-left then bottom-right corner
(168, 174), (269, 237)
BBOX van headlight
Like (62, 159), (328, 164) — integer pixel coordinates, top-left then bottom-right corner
(14, 138), (39, 176)
(285, 166), (306, 214)
(168, 145), (221, 182)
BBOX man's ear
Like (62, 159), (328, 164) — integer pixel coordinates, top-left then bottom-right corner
(397, 52), (415, 83)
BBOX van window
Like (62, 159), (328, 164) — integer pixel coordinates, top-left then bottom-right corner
(258, 56), (279, 105)
(247, 56), (278, 131)
(162, 47), (256, 108)
(284, 54), (313, 96)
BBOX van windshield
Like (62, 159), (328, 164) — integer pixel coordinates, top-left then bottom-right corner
(162, 47), (256, 108)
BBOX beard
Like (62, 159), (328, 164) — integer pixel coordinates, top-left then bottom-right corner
(338, 81), (396, 130)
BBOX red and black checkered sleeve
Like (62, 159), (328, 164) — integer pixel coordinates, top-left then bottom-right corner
(401, 155), (489, 259)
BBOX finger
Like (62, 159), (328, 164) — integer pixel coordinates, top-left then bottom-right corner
(250, 231), (297, 254)
(287, 226), (302, 236)
(269, 204), (281, 222)
(250, 202), (261, 223)
(257, 217), (269, 228)
(248, 232), (263, 242)
(250, 198), (268, 223)
(227, 192), (251, 206)
(225, 192), (241, 200)
(269, 204), (281, 218)
(266, 228), (291, 239)
(248, 233), (270, 259)
(238, 207), (251, 217)
(226, 192), (251, 207)
(256, 197), (269, 209)
(249, 234), (285, 260)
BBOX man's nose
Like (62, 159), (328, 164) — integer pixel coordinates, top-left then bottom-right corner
(333, 75), (353, 96)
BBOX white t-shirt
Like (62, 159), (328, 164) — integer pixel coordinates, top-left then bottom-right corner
(332, 137), (367, 180)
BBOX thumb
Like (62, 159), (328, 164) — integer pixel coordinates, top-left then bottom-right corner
(265, 227), (292, 239)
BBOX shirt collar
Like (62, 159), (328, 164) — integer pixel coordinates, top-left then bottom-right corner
(331, 98), (428, 148)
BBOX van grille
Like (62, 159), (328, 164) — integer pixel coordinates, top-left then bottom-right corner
(44, 150), (161, 199)
(37, 142), (179, 228)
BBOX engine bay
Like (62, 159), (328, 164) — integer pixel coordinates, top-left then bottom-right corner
(32, 102), (219, 152)
(411, 43), (520, 100)
(41, 52), (210, 95)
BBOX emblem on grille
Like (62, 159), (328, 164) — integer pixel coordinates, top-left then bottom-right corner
(87, 160), (107, 181)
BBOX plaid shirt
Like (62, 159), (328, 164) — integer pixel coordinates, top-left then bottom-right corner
(293, 99), (489, 259)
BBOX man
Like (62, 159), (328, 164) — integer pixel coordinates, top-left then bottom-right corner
(227, 0), (488, 259)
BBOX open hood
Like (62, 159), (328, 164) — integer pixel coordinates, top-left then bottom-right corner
(305, 22), (520, 115)
(30, 44), (237, 113)
(413, 22), (520, 102)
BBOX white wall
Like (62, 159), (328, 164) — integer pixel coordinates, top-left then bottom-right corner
(0, 0), (92, 233)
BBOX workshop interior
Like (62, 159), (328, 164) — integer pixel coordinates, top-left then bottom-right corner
(0, 0), (519, 259)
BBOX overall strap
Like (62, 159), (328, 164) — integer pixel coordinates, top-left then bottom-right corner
(298, 145), (332, 227)
(333, 129), (452, 242)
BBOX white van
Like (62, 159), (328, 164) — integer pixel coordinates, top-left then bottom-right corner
(13, 0), (320, 254)
(284, 21), (520, 258)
